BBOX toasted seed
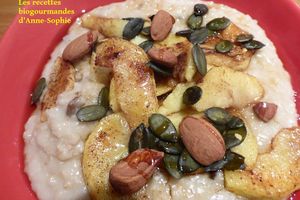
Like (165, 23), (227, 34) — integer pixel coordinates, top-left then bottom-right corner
(147, 62), (172, 77)
(176, 29), (193, 37)
(205, 150), (245, 172)
(129, 123), (146, 153)
(187, 14), (203, 30)
(205, 107), (232, 125)
(179, 149), (201, 173)
(139, 40), (154, 52)
(149, 113), (179, 142)
(141, 26), (151, 36)
(192, 44), (207, 76)
(98, 87), (109, 109)
(194, 4), (208, 16)
(215, 40), (233, 53)
(123, 18), (144, 40)
(158, 140), (183, 155)
(183, 86), (202, 105)
(164, 154), (182, 179)
(207, 29), (218, 37)
(243, 40), (265, 50)
(31, 77), (46, 105)
(206, 17), (231, 31)
(223, 126), (247, 149)
(76, 105), (107, 122)
(188, 28), (208, 44)
(236, 33), (254, 43)
(227, 116), (244, 129)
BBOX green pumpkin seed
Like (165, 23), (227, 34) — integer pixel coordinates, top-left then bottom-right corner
(187, 14), (203, 30)
(213, 124), (227, 134)
(183, 86), (202, 105)
(206, 17), (231, 31)
(141, 26), (151, 36)
(164, 154), (182, 179)
(205, 107), (232, 125)
(179, 149), (201, 173)
(194, 4), (208, 16)
(192, 44), (207, 76)
(158, 140), (183, 155)
(223, 126), (247, 149)
(227, 116), (244, 129)
(215, 40), (233, 53)
(236, 33), (254, 43)
(176, 29), (193, 37)
(188, 28), (208, 44)
(76, 105), (107, 122)
(205, 150), (245, 172)
(123, 18), (144, 40)
(243, 40), (265, 50)
(31, 77), (46, 105)
(149, 114), (179, 142)
(147, 62), (172, 77)
(128, 123), (159, 153)
(97, 87), (109, 109)
(208, 29), (218, 37)
(129, 123), (145, 153)
(139, 40), (154, 52)
(224, 151), (245, 170)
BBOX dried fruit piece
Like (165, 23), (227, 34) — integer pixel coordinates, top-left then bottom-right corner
(109, 149), (164, 194)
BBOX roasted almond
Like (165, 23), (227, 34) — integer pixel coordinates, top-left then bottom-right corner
(179, 117), (225, 166)
(62, 31), (101, 62)
(147, 47), (178, 68)
(151, 10), (175, 41)
(109, 149), (164, 194)
(253, 102), (278, 122)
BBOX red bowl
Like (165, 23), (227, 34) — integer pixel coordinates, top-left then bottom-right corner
(0, 0), (299, 199)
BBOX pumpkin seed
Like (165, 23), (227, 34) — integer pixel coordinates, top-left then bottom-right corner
(192, 44), (207, 76)
(147, 62), (172, 77)
(205, 150), (245, 172)
(31, 77), (46, 105)
(187, 14), (203, 30)
(208, 29), (218, 37)
(206, 17), (231, 31)
(215, 40), (233, 53)
(76, 105), (107, 122)
(224, 151), (246, 170)
(227, 116), (244, 129)
(128, 123), (159, 153)
(183, 86), (202, 105)
(97, 87), (109, 109)
(123, 18), (144, 40)
(194, 4), (208, 16)
(205, 107), (232, 125)
(149, 114), (179, 142)
(213, 124), (227, 134)
(158, 140), (184, 155)
(223, 126), (247, 149)
(236, 33), (253, 43)
(164, 154), (182, 179)
(139, 40), (154, 52)
(243, 40), (265, 50)
(176, 29), (193, 37)
(179, 149), (201, 173)
(188, 28), (208, 44)
(141, 26), (151, 36)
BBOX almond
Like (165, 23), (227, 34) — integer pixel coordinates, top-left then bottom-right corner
(109, 149), (164, 194)
(151, 10), (175, 41)
(253, 102), (278, 122)
(62, 31), (101, 62)
(147, 47), (178, 68)
(179, 117), (225, 166)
